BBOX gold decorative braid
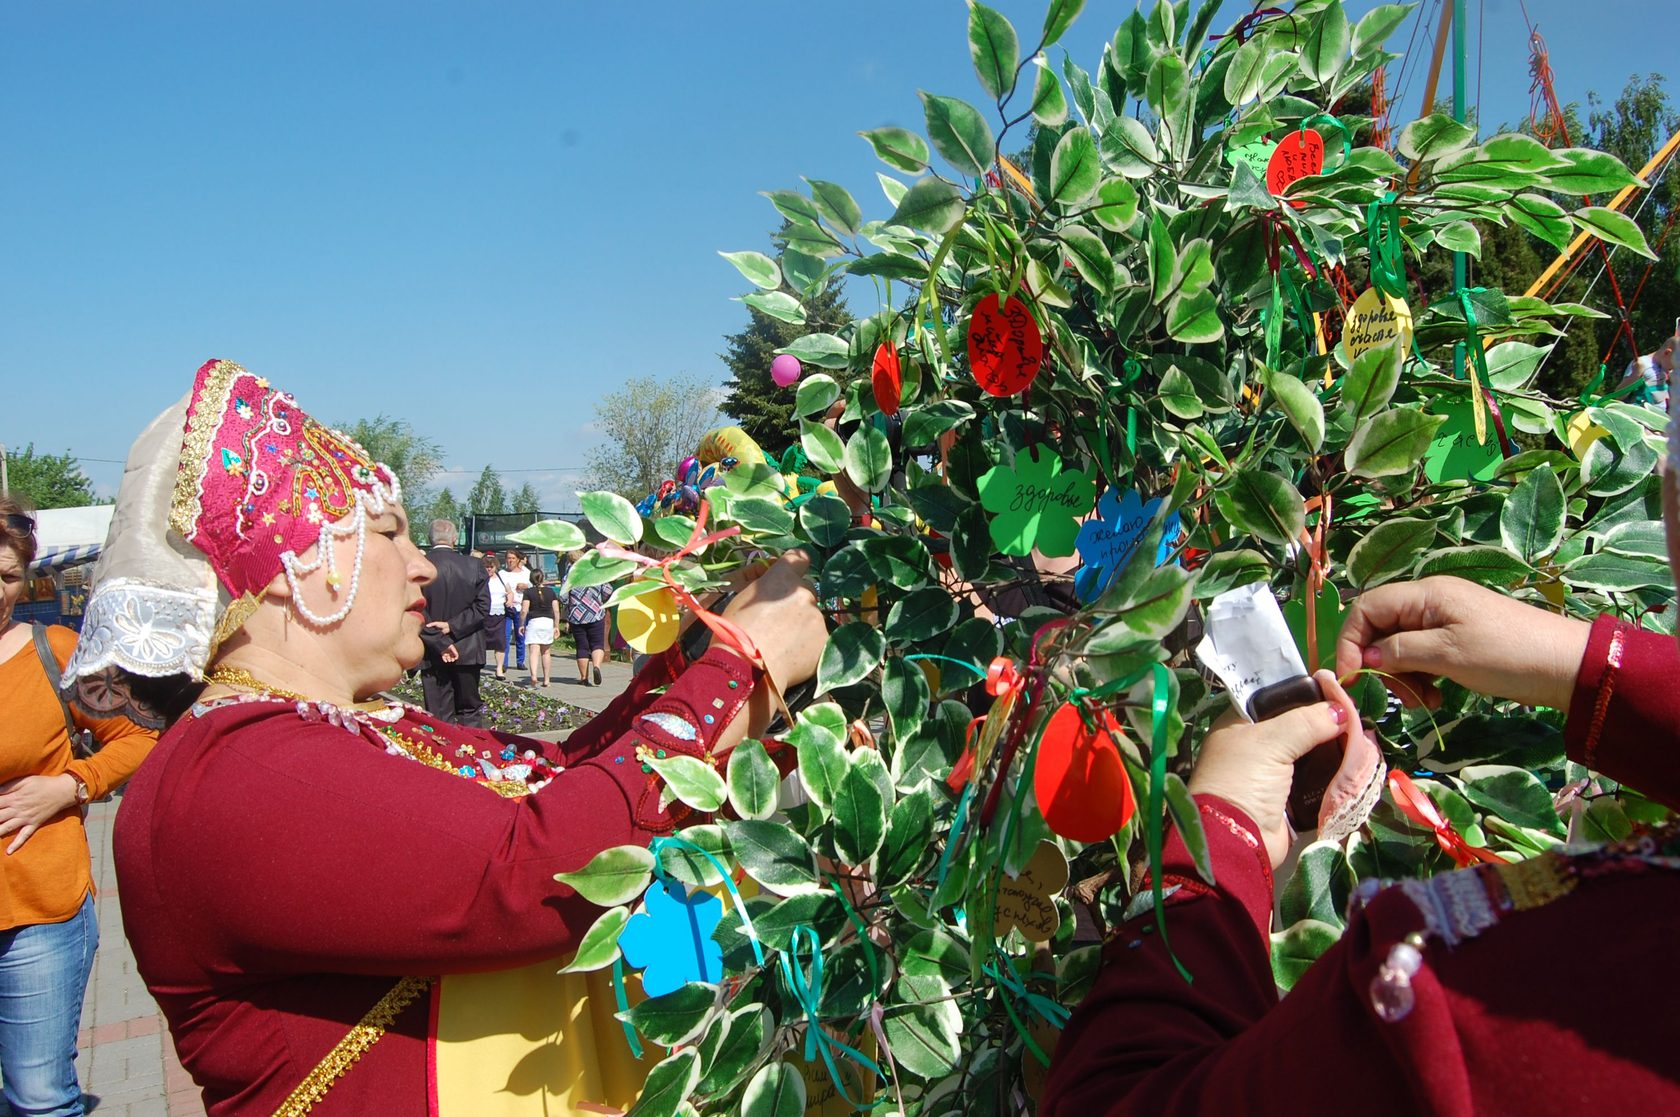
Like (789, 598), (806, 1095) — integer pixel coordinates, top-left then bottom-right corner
(205, 665), (313, 703)
(1492, 851), (1578, 912)
(168, 358), (246, 540)
(271, 975), (435, 1117)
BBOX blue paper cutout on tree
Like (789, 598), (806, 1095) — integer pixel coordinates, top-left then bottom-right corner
(1073, 489), (1181, 601)
(615, 879), (724, 996)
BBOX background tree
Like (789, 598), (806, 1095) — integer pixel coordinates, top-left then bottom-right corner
(586, 374), (721, 498)
(720, 241), (853, 456)
(510, 481), (542, 514)
(3, 444), (98, 508)
(467, 466), (507, 515)
(338, 415), (443, 496)
(414, 488), (463, 544)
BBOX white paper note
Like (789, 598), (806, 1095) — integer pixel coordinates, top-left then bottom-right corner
(1194, 583), (1309, 721)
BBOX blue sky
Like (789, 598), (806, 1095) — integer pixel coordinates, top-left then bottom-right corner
(0, 0), (1660, 510)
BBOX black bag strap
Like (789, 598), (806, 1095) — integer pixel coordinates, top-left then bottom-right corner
(31, 623), (81, 746)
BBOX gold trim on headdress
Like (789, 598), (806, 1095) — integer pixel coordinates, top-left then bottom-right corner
(169, 358), (245, 542)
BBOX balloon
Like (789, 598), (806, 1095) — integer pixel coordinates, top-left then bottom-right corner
(771, 354), (802, 388)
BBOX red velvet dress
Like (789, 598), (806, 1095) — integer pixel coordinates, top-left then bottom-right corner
(1043, 616), (1680, 1115)
(113, 646), (756, 1116)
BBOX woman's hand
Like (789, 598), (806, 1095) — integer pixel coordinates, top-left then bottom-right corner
(718, 550), (825, 691)
(0, 774), (81, 854)
(1335, 577), (1591, 712)
(1188, 671), (1355, 867)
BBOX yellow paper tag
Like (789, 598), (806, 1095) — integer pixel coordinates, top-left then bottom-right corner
(615, 583), (682, 654)
(1566, 411), (1609, 459)
(1343, 288), (1414, 361)
(995, 841), (1069, 943)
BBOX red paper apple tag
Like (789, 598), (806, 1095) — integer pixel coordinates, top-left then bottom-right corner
(1034, 703), (1136, 843)
(871, 342), (902, 416)
(1266, 129), (1325, 207)
(967, 293), (1043, 397)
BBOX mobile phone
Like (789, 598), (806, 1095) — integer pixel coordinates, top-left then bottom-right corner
(1248, 675), (1344, 831)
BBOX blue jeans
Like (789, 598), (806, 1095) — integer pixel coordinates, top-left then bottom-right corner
(505, 614), (526, 669)
(0, 894), (97, 1116)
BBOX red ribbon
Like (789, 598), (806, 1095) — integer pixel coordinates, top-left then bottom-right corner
(978, 619), (1075, 827)
(1388, 770), (1507, 868)
(1481, 387), (1515, 459)
(1210, 7), (1291, 43)
(1263, 212), (1319, 281)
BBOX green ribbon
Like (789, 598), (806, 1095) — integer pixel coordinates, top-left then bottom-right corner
(1299, 112), (1353, 174)
(1146, 662), (1193, 984)
(828, 879), (882, 1011)
(984, 948), (1073, 1067)
(934, 780), (976, 892)
(779, 924), (887, 1109)
(1581, 362), (1645, 406)
(1122, 358), (1144, 459)
(1265, 274), (1284, 367)
(1456, 287), (1497, 445)
(1365, 191), (1407, 299)
(1281, 265), (1317, 346)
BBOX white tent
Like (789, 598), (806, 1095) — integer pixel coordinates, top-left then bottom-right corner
(31, 505), (114, 572)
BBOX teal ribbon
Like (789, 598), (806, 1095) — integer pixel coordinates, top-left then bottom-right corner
(1299, 112), (1353, 173)
(1146, 662), (1193, 984)
(779, 924), (886, 1109)
(934, 780), (976, 893)
(984, 947), (1073, 1067)
(903, 653), (985, 681)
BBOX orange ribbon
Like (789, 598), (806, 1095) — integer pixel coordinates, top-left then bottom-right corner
(1387, 770), (1507, 868)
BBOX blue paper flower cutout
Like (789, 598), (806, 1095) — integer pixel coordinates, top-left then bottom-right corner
(616, 879), (724, 996)
(1074, 489), (1181, 601)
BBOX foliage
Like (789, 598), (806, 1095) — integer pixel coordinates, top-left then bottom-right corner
(412, 487), (464, 546)
(531, 5), (1674, 1115)
(2, 444), (98, 509)
(510, 481), (542, 514)
(468, 465), (508, 515)
(390, 673), (586, 736)
(340, 415), (444, 496)
(587, 374), (724, 500)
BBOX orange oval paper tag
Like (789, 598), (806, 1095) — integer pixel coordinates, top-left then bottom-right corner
(871, 342), (902, 416)
(1266, 129), (1324, 206)
(967, 293), (1044, 397)
(1034, 703), (1136, 843)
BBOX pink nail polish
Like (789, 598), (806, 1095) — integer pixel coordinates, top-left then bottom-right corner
(1363, 646), (1383, 669)
(1328, 703), (1347, 725)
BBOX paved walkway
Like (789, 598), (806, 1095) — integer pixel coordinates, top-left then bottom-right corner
(45, 660), (637, 1116)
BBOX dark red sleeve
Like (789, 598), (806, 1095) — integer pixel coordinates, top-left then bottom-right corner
(150, 647), (752, 978)
(1562, 615), (1680, 810)
(550, 645), (689, 766)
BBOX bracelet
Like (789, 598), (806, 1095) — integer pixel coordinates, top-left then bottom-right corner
(1582, 624), (1628, 769)
(65, 771), (91, 806)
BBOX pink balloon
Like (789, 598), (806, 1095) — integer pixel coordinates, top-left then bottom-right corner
(770, 354), (802, 388)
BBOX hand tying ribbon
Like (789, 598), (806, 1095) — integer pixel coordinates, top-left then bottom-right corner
(1387, 770), (1507, 869)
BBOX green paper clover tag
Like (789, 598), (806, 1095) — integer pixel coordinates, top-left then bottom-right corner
(1423, 400), (1502, 484)
(976, 447), (1096, 558)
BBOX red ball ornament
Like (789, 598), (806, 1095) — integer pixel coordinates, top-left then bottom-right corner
(1034, 703), (1136, 843)
(967, 293), (1043, 397)
(871, 342), (902, 416)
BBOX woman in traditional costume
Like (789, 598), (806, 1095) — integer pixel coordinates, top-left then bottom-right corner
(1043, 466), (1680, 1108)
(61, 359), (826, 1116)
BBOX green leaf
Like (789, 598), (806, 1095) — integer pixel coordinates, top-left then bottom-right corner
(882, 998), (962, 1078)
(884, 587), (959, 642)
(1277, 840), (1354, 928)
(799, 419), (846, 475)
(794, 373), (841, 417)
(646, 753), (728, 813)
(1163, 771), (1215, 885)
(799, 492), (851, 548)
(1143, 54), (1191, 152)
(876, 785), (934, 885)
(860, 127), (931, 174)
(1352, 4), (1413, 56)
(1300, 2), (1349, 84)
(1100, 115), (1159, 177)
(1263, 367), (1325, 451)
(920, 91), (996, 177)
(1347, 518), (1435, 588)
(1041, 0), (1086, 46)
(1031, 57), (1069, 125)
(805, 178), (862, 237)
(1192, 548), (1271, 596)
(1270, 919), (1341, 993)
(817, 620), (887, 694)
(834, 760), (888, 865)
(1049, 126), (1100, 204)
(721, 820), (820, 895)
(1061, 225), (1116, 295)
(1090, 177), (1139, 231)
(1158, 365), (1203, 419)
(1499, 463), (1564, 561)
(1111, 9), (1152, 87)
(1339, 338), (1402, 421)
(1399, 113), (1477, 162)
(621, 982), (717, 1048)
(844, 426), (893, 493)
(889, 176), (967, 234)
(1344, 408), (1445, 478)
(627, 1049), (701, 1117)
(656, 824), (730, 888)
(967, 1), (1020, 99)
(1433, 220), (1482, 256)
(1214, 469), (1306, 546)
(1458, 764), (1566, 836)
(727, 740), (780, 821)
(1147, 213), (1175, 302)
(580, 490), (643, 545)
(1573, 206), (1656, 259)
(777, 333), (849, 370)
(794, 712), (848, 810)
(741, 291), (805, 326)
(781, 219), (845, 259)
(508, 518), (586, 553)
(1565, 551), (1670, 593)
(780, 249), (826, 297)
(730, 496), (796, 538)
(697, 1006), (769, 1095)
(741, 1061), (805, 1117)
(1540, 148), (1644, 195)
(562, 551), (640, 593)
(554, 845), (655, 907)
(1416, 545), (1532, 587)
(718, 250), (781, 291)
(882, 655), (932, 744)
(558, 905), (630, 974)
(1172, 237), (1214, 300)
(1223, 36), (1269, 105)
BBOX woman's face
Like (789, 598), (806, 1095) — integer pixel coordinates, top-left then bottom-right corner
(0, 545), (23, 630)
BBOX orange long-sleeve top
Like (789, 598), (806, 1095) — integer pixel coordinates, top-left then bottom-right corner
(0, 624), (158, 930)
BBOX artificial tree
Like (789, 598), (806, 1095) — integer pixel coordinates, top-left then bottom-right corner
(516, 2), (1674, 1114)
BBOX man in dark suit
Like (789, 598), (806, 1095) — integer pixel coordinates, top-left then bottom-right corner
(419, 518), (491, 726)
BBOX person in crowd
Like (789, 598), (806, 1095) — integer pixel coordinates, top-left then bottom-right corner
(563, 563), (609, 686)
(64, 359), (824, 1115)
(1043, 467), (1680, 1108)
(480, 552), (508, 679)
(1616, 334), (1676, 410)
(519, 567), (560, 688)
(419, 519), (490, 727)
(497, 550), (532, 674)
(0, 497), (158, 1117)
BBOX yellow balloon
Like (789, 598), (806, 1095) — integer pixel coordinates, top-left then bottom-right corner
(616, 583), (683, 654)
(1566, 411), (1608, 459)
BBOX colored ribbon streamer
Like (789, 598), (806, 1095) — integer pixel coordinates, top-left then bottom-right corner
(1366, 192), (1407, 299)
(984, 948), (1072, 1068)
(1388, 770), (1508, 869)
(779, 924), (886, 1110)
(1147, 662), (1194, 984)
(1455, 288), (1494, 446)
(1299, 113), (1353, 175)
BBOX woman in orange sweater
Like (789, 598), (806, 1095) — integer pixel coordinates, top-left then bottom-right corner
(0, 498), (158, 1117)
